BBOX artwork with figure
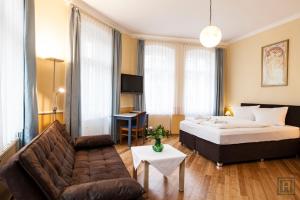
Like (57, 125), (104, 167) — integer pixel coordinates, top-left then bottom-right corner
(262, 40), (289, 86)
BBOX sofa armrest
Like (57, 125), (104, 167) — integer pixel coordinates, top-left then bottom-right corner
(60, 178), (144, 200)
(74, 135), (114, 150)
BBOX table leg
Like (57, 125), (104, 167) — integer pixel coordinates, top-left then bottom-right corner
(128, 119), (132, 147)
(133, 166), (137, 180)
(144, 161), (149, 193)
(114, 118), (118, 143)
(179, 159), (185, 192)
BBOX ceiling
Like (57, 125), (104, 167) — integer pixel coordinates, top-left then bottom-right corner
(82, 0), (300, 42)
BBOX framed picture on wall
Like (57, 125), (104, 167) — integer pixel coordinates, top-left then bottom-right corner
(261, 39), (289, 87)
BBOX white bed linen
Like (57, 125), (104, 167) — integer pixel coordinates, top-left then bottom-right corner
(197, 117), (269, 129)
(180, 119), (300, 145)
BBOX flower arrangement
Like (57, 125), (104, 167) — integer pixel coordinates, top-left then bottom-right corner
(146, 125), (169, 152)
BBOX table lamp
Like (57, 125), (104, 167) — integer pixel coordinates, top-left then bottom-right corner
(225, 110), (232, 116)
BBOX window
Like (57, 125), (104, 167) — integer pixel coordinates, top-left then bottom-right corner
(144, 41), (216, 118)
(0, 0), (24, 151)
(80, 14), (113, 135)
(183, 46), (216, 116)
(144, 42), (176, 115)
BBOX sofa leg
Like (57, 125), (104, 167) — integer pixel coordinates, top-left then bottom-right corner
(216, 162), (223, 168)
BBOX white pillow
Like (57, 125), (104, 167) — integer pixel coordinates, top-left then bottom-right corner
(253, 107), (289, 126)
(232, 105), (260, 121)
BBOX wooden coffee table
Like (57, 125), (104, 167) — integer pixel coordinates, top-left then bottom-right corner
(131, 144), (186, 193)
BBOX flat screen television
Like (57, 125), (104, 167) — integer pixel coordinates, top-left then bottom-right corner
(121, 74), (143, 93)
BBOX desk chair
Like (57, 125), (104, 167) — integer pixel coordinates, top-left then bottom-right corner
(120, 112), (147, 146)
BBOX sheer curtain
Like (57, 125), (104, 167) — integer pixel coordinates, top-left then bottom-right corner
(144, 41), (176, 115)
(0, 0), (24, 151)
(183, 45), (216, 116)
(144, 41), (219, 130)
(80, 14), (113, 136)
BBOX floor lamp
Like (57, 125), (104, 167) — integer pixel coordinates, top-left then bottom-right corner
(45, 57), (64, 122)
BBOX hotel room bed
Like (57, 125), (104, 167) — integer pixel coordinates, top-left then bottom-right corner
(179, 103), (300, 166)
(180, 120), (299, 145)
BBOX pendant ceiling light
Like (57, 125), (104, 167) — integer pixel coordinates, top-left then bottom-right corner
(200, 0), (222, 48)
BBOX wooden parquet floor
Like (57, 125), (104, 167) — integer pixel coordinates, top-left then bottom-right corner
(115, 135), (300, 200)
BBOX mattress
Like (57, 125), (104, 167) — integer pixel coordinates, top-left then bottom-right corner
(180, 120), (300, 145)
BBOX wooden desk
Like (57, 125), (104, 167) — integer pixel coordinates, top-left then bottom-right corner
(114, 113), (138, 147)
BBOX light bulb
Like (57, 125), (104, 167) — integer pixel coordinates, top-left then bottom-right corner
(200, 25), (222, 48)
(57, 87), (65, 94)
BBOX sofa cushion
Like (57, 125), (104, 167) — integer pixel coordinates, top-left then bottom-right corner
(61, 178), (144, 200)
(72, 146), (130, 185)
(74, 135), (114, 150)
(19, 124), (75, 200)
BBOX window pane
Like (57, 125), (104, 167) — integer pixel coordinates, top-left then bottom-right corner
(144, 42), (176, 115)
(183, 46), (215, 116)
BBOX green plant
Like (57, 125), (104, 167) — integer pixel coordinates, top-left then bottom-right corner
(146, 125), (169, 152)
(146, 125), (169, 140)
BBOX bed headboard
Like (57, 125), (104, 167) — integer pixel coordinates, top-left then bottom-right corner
(241, 103), (300, 128)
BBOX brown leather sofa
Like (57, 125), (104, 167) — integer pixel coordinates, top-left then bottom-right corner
(0, 121), (143, 200)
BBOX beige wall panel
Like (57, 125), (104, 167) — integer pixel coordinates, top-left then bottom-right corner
(36, 58), (66, 113)
(121, 34), (138, 110)
(226, 19), (300, 107)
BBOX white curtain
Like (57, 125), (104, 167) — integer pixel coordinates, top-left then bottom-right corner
(0, 0), (24, 151)
(183, 45), (216, 116)
(80, 14), (113, 136)
(144, 41), (216, 128)
(144, 41), (176, 115)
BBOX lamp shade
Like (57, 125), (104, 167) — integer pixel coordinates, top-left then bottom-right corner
(225, 110), (231, 116)
(199, 25), (222, 48)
